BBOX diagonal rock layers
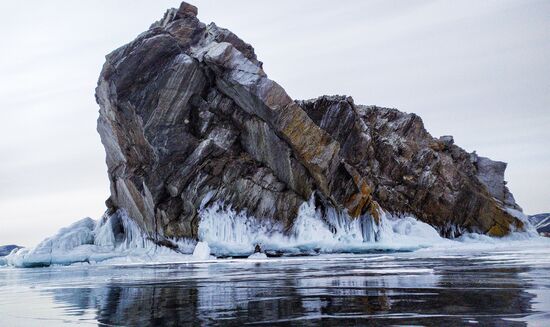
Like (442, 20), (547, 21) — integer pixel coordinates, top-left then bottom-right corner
(96, 2), (523, 244)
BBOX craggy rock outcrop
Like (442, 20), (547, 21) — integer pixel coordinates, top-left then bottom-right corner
(471, 153), (521, 211)
(298, 96), (523, 237)
(96, 1), (523, 243)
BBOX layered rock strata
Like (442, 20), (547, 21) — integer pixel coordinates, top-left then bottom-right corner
(96, 1), (523, 245)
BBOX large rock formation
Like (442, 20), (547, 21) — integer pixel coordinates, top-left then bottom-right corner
(96, 1), (523, 246)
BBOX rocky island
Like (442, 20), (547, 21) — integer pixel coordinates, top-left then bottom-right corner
(96, 1), (524, 248)
(3, 3), (550, 326)
(3, 2), (531, 267)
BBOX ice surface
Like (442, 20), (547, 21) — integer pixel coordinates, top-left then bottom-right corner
(2, 198), (545, 268)
(2, 240), (550, 326)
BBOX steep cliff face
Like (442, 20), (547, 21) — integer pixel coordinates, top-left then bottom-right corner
(96, 1), (523, 245)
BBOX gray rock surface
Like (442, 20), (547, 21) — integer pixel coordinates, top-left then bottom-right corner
(471, 153), (522, 211)
(96, 1), (524, 244)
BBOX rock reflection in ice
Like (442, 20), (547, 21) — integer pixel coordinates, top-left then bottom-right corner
(1, 247), (548, 326)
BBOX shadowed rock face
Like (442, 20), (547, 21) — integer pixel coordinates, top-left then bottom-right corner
(96, 1), (523, 243)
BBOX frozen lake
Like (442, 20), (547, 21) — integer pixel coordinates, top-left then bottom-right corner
(1, 241), (549, 326)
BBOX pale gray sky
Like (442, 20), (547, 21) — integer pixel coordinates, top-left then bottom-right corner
(1, 0), (548, 246)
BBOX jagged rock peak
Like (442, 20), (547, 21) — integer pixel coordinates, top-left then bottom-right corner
(177, 1), (198, 17)
(96, 1), (524, 245)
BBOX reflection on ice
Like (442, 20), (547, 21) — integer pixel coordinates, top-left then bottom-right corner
(1, 245), (547, 326)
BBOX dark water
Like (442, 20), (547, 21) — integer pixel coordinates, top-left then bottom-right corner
(1, 245), (549, 326)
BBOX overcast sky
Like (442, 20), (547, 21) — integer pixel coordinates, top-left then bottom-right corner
(1, 0), (548, 246)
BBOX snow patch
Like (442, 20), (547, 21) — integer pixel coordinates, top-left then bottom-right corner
(192, 241), (214, 260)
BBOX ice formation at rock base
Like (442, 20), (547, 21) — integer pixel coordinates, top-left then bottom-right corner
(2, 198), (537, 268)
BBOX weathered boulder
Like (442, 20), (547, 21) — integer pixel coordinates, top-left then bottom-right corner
(96, 1), (523, 244)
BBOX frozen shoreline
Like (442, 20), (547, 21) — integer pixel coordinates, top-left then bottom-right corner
(1, 199), (544, 268)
